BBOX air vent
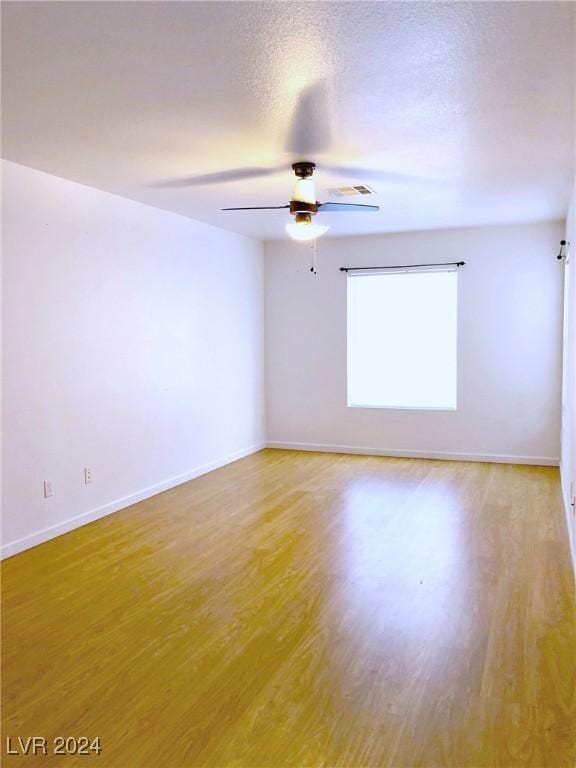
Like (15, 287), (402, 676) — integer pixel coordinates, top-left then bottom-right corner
(327, 184), (375, 197)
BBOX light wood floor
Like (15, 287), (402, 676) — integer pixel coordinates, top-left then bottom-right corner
(2, 449), (575, 767)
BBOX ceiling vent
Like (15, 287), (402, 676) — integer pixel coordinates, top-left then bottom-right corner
(327, 184), (375, 197)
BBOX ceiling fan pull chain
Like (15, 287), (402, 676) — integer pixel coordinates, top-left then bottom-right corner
(310, 238), (318, 275)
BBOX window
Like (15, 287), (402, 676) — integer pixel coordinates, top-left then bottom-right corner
(347, 269), (458, 410)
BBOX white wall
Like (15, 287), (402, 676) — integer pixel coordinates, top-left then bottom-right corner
(265, 222), (564, 464)
(1, 160), (265, 557)
(560, 185), (576, 568)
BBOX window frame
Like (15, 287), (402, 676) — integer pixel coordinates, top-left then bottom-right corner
(346, 267), (459, 412)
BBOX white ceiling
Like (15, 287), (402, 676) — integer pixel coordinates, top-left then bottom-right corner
(2, 1), (574, 240)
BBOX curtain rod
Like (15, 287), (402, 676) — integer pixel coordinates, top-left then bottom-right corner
(339, 261), (465, 273)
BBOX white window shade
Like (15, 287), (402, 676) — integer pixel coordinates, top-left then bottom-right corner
(347, 269), (458, 410)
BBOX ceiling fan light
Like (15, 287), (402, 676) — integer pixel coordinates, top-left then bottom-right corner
(285, 219), (330, 242)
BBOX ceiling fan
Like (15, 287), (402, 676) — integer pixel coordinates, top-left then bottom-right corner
(151, 81), (430, 240)
(221, 161), (379, 241)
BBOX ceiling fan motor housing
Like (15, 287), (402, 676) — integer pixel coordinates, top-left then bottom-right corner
(290, 200), (318, 215)
(291, 164), (318, 215)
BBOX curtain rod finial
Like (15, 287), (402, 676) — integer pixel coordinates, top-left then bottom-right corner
(558, 240), (569, 260)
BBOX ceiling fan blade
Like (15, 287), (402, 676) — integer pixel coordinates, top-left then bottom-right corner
(221, 205), (290, 211)
(323, 165), (431, 185)
(319, 202), (380, 212)
(151, 167), (283, 188)
(285, 79), (332, 156)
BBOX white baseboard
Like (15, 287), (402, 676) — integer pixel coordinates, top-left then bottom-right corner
(1, 442), (265, 560)
(266, 441), (559, 467)
(1, 440), (561, 561)
(560, 468), (576, 579)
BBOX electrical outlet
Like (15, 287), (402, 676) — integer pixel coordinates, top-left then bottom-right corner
(84, 467), (92, 484)
(43, 480), (53, 498)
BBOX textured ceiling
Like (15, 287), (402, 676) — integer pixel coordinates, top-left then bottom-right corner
(2, 1), (575, 240)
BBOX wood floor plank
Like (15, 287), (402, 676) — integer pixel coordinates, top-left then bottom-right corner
(2, 450), (574, 767)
